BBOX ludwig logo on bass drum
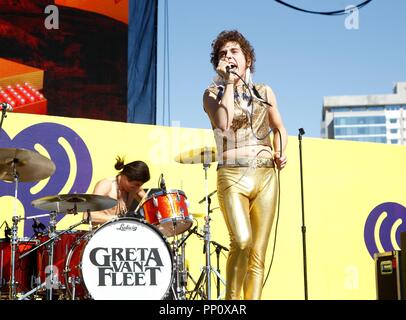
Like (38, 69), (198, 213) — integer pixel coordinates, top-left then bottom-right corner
(116, 223), (138, 231)
(89, 247), (164, 286)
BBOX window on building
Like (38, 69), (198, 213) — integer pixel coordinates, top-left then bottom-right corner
(386, 105), (400, 111)
(389, 119), (397, 123)
(390, 129), (398, 134)
(368, 106), (385, 111)
(352, 106), (368, 111)
(391, 139), (398, 144)
(331, 107), (351, 112)
(335, 126), (386, 136)
(336, 136), (387, 143)
(334, 116), (386, 126)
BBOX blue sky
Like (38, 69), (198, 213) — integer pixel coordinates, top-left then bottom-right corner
(156, 0), (406, 138)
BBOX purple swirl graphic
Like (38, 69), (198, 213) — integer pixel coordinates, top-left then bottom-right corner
(364, 202), (406, 258)
(0, 123), (92, 236)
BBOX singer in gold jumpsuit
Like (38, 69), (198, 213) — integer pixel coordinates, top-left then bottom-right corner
(203, 30), (288, 300)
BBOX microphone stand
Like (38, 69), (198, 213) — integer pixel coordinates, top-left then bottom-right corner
(298, 128), (308, 300)
(0, 105), (8, 134)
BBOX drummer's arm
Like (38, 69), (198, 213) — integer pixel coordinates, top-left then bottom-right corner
(136, 188), (146, 202)
(83, 180), (115, 226)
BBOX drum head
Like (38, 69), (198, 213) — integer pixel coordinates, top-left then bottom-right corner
(81, 218), (173, 300)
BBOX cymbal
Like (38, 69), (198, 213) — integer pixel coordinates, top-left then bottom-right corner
(0, 148), (56, 182)
(175, 147), (217, 164)
(31, 194), (118, 213)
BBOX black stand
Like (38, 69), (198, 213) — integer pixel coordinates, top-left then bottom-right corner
(188, 227), (227, 300)
(298, 128), (308, 300)
(188, 191), (227, 300)
(0, 107), (8, 133)
(212, 240), (228, 298)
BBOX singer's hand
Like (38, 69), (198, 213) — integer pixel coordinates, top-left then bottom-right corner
(216, 58), (237, 84)
(274, 152), (287, 170)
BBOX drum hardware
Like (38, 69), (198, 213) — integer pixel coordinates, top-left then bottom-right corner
(186, 227), (227, 300)
(68, 276), (80, 300)
(0, 148), (56, 300)
(175, 146), (222, 300)
(168, 219), (188, 300)
(171, 225), (197, 300)
(17, 213), (91, 300)
(24, 193), (116, 299)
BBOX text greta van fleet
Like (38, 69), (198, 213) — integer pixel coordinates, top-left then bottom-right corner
(90, 247), (164, 286)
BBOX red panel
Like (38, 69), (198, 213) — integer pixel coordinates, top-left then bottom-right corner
(0, 83), (47, 115)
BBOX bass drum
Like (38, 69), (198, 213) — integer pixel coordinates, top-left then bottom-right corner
(64, 218), (174, 300)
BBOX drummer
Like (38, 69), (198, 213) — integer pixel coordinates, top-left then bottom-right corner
(84, 156), (151, 227)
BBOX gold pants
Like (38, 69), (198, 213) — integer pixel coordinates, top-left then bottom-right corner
(217, 165), (277, 300)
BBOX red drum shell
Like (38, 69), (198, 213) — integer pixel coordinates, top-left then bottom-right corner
(0, 238), (38, 297)
(142, 189), (192, 237)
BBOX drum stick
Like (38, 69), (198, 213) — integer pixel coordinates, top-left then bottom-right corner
(133, 188), (152, 214)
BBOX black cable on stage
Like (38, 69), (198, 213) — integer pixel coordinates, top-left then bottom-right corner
(274, 0), (373, 16)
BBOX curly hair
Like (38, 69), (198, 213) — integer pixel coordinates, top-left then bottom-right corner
(210, 30), (256, 73)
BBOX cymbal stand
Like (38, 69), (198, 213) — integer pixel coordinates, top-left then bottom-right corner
(9, 159), (20, 300)
(190, 162), (226, 300)
(188, 226), (227, 300)
(45, 211), (58, 300)
(203, 161), (212, 299)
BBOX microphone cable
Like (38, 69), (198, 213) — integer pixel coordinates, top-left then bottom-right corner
(263, 129), (282, 289)
(228, 69), (283, 289)
(157, 173), (163, 189)
(228, 70), (273, 141)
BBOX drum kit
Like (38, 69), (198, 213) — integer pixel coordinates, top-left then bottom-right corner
(0, 146), (228, 300)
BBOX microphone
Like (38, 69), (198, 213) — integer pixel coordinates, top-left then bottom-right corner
(4, 222), (11, 239)
(211, 240), (229, 252)
(160, 173), (167, 192)
(0, 102), (13, 112)
(198, 190), (217, 204)
(225, 65), (236, 73)
(32, 218), (46, 235)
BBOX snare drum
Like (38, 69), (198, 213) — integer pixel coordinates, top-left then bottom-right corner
(142, 189), (192, 237)
(0, 238), (38, 297)
(36, 230), (87, 293)
(64, 218), (174, 300)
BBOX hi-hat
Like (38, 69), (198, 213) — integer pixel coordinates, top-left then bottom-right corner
(0, 148), (56, 182)
(175, 147), (217, 164)
(31, 194), (117, 213)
